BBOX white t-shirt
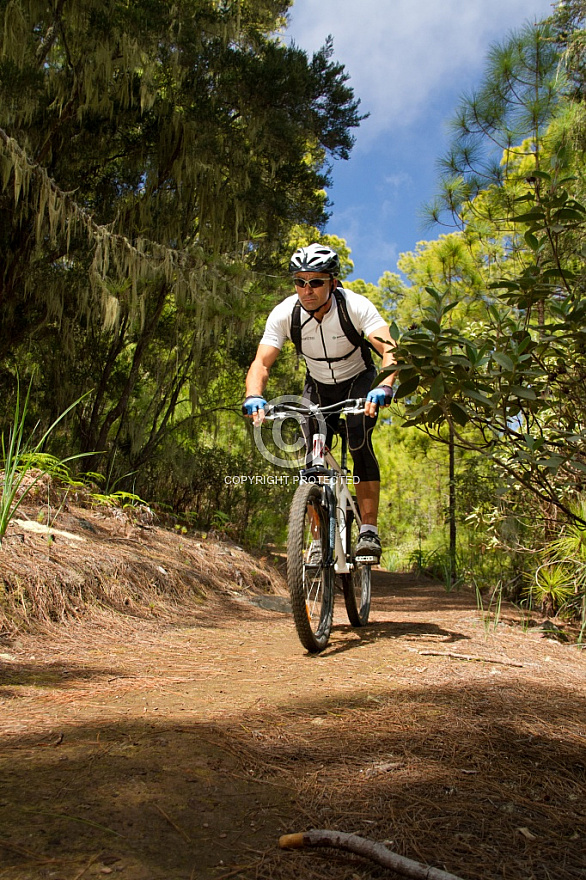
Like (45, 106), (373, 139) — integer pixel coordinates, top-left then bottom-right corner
(260, 286), (387, 384)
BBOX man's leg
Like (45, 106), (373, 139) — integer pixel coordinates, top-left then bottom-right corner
(346, 370), (383, 558)
(355, 479), (380, 527)
(346, 373), (380, 522)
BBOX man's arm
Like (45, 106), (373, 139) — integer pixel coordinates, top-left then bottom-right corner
(368, 324), (397, 386)
(245, 344), (281, 398)
(364, 325), (397, 418)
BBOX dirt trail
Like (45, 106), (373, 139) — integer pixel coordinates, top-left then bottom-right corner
(0, 569), (585, 880)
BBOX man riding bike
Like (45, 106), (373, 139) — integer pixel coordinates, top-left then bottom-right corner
(243, 243), (396, 560)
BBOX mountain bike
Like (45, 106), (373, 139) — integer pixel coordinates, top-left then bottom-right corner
(263, 398), (375, 653)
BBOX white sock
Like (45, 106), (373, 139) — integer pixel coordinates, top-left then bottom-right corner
(360, 524), (378, 536)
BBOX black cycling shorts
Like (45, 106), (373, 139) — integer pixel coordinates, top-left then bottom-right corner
(301, 369), (380, 483)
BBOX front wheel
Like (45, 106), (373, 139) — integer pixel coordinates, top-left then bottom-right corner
(342, 504), (371, 627)
(287, 482), (334, 653)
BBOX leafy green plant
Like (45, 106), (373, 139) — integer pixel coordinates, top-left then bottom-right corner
(89, 490), (148, 509)
(526, 562), (575, 618)
(0, 377), (88, 543)
(529, 497), (586, 635)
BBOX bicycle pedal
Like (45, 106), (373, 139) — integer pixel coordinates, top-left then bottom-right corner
(355, 554), (377, 564)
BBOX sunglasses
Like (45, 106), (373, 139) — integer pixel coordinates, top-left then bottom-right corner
(293, 277), (329, 289)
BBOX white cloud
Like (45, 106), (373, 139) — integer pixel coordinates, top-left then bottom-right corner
(383, 172), (412, 193)
(285, 0), (557, 143)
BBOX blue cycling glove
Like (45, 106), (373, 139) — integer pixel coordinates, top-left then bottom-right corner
(366, 385), (394, 409)
(242, 395), (268, 416)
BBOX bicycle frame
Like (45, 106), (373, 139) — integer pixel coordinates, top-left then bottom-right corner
(264, 398), (366, 574)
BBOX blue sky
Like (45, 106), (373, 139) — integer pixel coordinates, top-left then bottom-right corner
(285, 0), (558, 285)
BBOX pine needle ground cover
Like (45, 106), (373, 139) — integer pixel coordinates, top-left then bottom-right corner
(0, 503), (583, 880)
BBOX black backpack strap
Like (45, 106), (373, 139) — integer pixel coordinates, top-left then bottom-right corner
(291, 299), (302, 357)
(291, 298), (319, 358)
(334, 287), (378, 369)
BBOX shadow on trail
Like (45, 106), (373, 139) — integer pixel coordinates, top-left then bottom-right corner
(326, 619), (469, 656)
(0, 680), (584, 880)
(371, 569), (476, 614)
(0, 659), (120, 700)
(0, 716), (288, 880)
(321, 569), (473, 656)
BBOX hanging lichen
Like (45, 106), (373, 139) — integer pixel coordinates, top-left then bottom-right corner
(0, 0), (363, 479)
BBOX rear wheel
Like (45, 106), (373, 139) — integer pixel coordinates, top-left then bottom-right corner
(287, 482), (334, 653)
(342, 504), (371, 627)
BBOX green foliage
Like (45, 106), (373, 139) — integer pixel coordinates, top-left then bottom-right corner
(430, 21), (562, 224)
(527, 496), (586, 630)
(551, 0), (586, 100)
(0, 0), (362, 330)
(0, 0), (364, 498)
(528, 562), (576, 616)
(407, 545), (464, 590)
(369, 11), (586, 621)
(89, 490), (148, 509)
(0, 377), (88, 542)
(390, 168), (586, 520)
(374, 421), (445, 564)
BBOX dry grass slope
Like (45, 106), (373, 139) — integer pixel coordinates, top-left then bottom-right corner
(0, 472), (285, 634)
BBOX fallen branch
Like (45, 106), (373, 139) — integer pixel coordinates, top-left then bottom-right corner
(416, 651), (523, 667)
(279, 830), (467, 880)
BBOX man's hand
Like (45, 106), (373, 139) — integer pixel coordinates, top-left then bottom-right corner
(242, 395), (268, 423)
(365, 385), (394, 417)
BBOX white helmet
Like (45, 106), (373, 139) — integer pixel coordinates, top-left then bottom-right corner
(289, 243), (340, 276)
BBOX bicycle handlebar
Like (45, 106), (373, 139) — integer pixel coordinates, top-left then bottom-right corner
(263, 398), (367, 420)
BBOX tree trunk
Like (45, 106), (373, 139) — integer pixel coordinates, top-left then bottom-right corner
(448, 423), (457, 586)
